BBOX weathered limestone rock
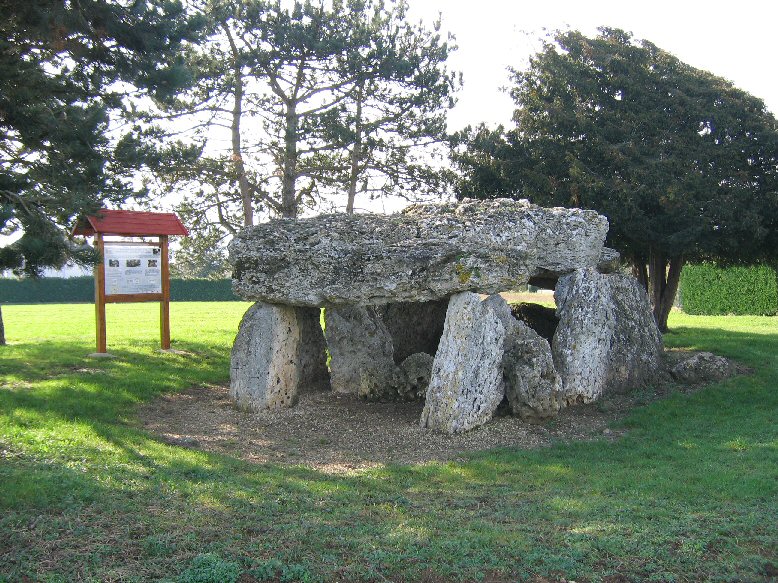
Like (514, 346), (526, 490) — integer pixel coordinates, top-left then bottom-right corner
(552, 269), (663, 404)
(323, 305), (399, 397)
(230, 198), (608, 306)
(399, 352), (435, 400)
(230, 302), (302, 410)
(597, 247), (621, 273)
(670, 352), (737, 384)
(510, 302), (559, 343)
(295, 307), (330, 391)
(485, 296), (561, 422)
(529, 247), (620, 289)
(377, 299), (448, 363)
(421, 293), (507, 434)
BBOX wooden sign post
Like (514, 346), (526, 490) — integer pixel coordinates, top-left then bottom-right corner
(73, 210), (188, 355)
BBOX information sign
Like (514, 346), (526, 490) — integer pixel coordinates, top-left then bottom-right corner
(72, 209), (188, 354)
(104, 245), (162, 295)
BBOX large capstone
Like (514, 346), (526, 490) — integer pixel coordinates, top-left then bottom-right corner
(552, 269), (663, 404)
(486, 296), (561, 422)
(323, 305), (400, 398)
(421, 292), (508, 434)
(230, 199), (609, 306)
(230, 302), (310, 410)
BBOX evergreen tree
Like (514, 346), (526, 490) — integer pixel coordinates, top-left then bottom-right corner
(0, 0), (202, 342)
(453, 28), (778, 332)
(1, 0), (201, 276)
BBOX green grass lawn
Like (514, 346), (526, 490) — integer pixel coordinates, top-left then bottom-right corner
(0, 303), (776, 582)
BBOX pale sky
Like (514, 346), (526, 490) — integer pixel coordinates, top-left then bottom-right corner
(406, 0), (778, 130)
(6, 0), (778, 268)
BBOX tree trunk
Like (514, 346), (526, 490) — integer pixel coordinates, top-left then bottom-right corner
(631, 255), (648, 291)
(0, 305), (5, 346)
(346, 85), (364, 215)
(647, 247), (684, 333)
(225, 25), (254, 227)
(281, 103), (299, 219)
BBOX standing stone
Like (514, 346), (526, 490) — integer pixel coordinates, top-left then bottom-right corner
(376, 299), (448, 363)
(485, 295), (562, 422)
(295, 307), (330, 391)
(230, 302), (303, 410)
(552, 269), (663, 404)
(324, 305), (399, 397)
(399, 352), (435, 400)
(421, 293), (507, 434)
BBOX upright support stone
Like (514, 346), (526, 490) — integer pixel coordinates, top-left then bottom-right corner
(552, 269), (663, 404)
(421, 293), (507, 434)
(398, 352), (435, 400)
(324, 305), (399, 397)
(230, 302), (303, 410)
(295, 307), (330, 391)
(485, 295), (561, 422)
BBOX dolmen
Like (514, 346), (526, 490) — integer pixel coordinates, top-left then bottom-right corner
(228, 198), (662, 433)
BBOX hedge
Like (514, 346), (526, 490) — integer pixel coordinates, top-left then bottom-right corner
(680, 263), (778, 316)
(0, 277), (240, 304)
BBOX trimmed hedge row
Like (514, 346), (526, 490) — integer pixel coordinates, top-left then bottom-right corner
(680, 263), (778, 316)
(0, 277), (240, 304)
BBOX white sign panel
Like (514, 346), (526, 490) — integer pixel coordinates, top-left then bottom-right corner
(104, 245), (162, 295)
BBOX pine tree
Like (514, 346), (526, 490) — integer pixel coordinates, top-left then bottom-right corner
(0, 0), (203, 341)
(148, 0), (458, 253)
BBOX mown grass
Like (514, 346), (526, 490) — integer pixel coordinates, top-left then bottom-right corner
(0, 303), (776, 582)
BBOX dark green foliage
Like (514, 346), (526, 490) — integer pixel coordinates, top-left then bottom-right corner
(454, 28), (778, 263)
(177, 553), (240, 583)
(681, 263), (778, 315)
(171, 279), (238, 302)
(0, 0), (202, 276)
(0, 277), (239, 304)
(452, 28), (778, 331)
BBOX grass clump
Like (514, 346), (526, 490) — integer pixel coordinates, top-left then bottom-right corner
(0, 303), (776, 581)
(178, 553), (240, 583)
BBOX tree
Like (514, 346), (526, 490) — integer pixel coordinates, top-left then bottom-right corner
(149, 0), (457, 253)
(452, 28), (778, 332)
(0, 0), (202, 341)
(169, 218), (231, 280)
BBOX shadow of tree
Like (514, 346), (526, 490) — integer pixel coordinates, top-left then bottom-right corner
(1, 317), (776, 581)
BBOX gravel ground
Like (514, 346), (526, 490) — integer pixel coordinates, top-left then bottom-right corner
(137, 349), (745, 474)
(140, 386), (634, 473)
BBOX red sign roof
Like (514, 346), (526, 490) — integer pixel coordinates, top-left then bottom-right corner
(72, 209), (189, 237)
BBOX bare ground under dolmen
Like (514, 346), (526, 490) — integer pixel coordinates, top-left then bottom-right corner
(138, 349), (747, 473)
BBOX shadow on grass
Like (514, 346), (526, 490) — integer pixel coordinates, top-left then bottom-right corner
(1, 320), (777, 581)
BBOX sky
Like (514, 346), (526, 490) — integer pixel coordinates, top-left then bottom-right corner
(6, 0), (778, 272)
(405, 0), (778, 130)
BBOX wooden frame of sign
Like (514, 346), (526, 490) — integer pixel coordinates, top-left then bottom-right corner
(73, 210), (188, 354)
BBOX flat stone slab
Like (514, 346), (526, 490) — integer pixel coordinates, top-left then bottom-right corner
(229, 198), (609, 306)
(553, 269), (663, 404)
(421, 293), (508, 434)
